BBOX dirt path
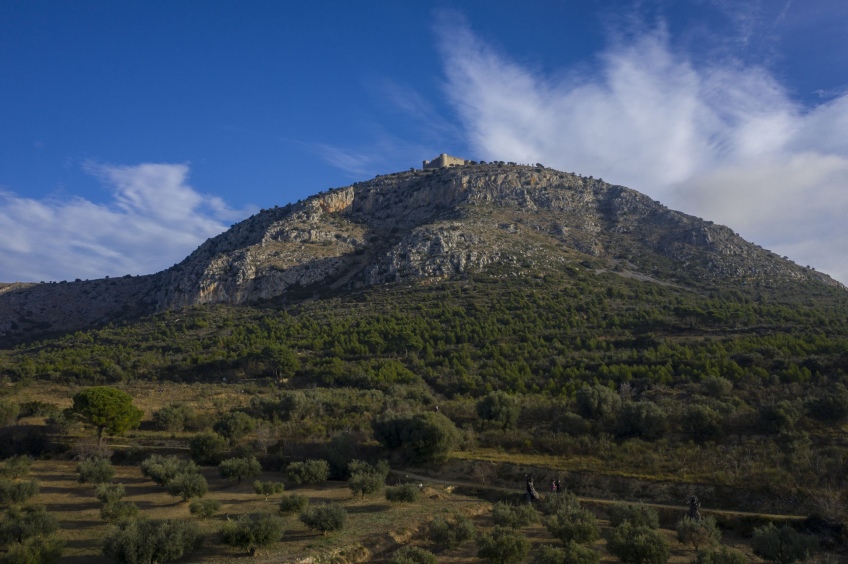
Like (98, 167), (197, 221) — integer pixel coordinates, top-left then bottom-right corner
(391, 469), (806, 521)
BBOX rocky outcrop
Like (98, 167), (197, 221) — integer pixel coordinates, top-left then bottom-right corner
(0, 163), (843, 342)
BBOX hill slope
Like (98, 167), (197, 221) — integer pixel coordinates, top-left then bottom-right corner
(0, 163), (842, 344)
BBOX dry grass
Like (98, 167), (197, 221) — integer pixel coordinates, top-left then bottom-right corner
(27, 459), (490, 563)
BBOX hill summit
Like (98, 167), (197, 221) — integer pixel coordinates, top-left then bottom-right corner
(0, 162), (842, 342)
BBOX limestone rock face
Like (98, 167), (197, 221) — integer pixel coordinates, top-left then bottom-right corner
(0, 163), (842, 341)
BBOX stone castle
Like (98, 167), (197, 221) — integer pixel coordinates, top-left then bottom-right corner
(423, 153), (470, 169)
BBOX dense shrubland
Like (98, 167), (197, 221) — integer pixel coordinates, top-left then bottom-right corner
(1, 264), (848, 559)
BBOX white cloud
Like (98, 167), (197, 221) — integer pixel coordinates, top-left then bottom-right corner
(437, 19), (848, 283)
(0, 163), (253, 282)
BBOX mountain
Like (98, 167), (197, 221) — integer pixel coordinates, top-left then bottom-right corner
(0, 162), (843, 344)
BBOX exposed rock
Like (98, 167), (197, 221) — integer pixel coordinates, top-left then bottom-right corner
(0, 163), (843, 342)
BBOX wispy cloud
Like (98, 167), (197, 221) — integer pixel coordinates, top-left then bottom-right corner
(436, 13), (848, 283)
(0, 163), (254, 282)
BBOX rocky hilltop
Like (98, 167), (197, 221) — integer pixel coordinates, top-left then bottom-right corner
(0, 163), (842, 343)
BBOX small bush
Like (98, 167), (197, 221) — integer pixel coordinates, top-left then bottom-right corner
(348, 468), (385, 498)
(0, 505), (58, 545)
(616, 401), (667, 440)
(94, 483), (126, 504)
(385, 483), (421, 504)
(752, 523), (818, 564)
(188, 432), (227, 465)
(0, 479), (39, 506)
(189, 498), (221, 519)
(390, 545), (438, 564)
(477, 526), (530, 564)
(279, 494), (309, 514)
(300, 504), (346, 534)
(608, 502), (659, 529)
(218, 457), (262, 484)
(219, 513), (284, 554)
(607, 522), (669, 564)
(477, 391), (521, 430)
(428, 513), (475, 549)
(2, 537), (64, 564)
(153, 403), (194, 434)
(540, 491), (579, 516)
(213, 412), (256, 445)
(492, 501), (538, 529)
(533, 543), (600, 564)
(166, 472), (208, 501)
(694, 546), (751, 564)
(103, 518), (202, 563)
(76, 457), (114, 484)
(140, 455), (198, 486)
(100, 500), (139, 524)
(0, 401), (20, 427)
(545, 504), (600, 545)
(287, 459), (330, 485)
(677, 516), (721, 550)
(0, 456), (32, 480)
(253, 480), (285, 501)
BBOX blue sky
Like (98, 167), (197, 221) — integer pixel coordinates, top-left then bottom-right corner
(2, 1), (848, 283)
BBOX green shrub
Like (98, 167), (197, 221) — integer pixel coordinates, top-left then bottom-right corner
(299, 503), (346, 534)
(533, 542), (600, 564)
(103, 518), (202, 563)
(0, 456), (32, 480)
(428, 513), (475, 549)
(477, 391), (521, 430)
(575, 385), (621, 422)
(219, 513), (284, 554)
(0, 505), (58, 545)
(253, 480), (285, 501)
(0, 401), (20, 427)
(213, 412), (256, 445)
(279, 494), (309, 514)
(189, 499), (221, 519)
(188, 432), (227, 465)
(389, 545), (438, 564)
(76, 457), (114, 484)
(0, 480), (39, 506)
(806, 384), (848, 423)
(607, 502), (659, 529)
(545, 504), (600, 545)
(385, 483), (421, 504)
(100, 501), (139, 524)
(140, 455), (198, 486)
(682, 405), (724, 442)
(166, 472), (208, 501)
(694, 546), (751, 564)
(492, 501), (538, 529)
(751, 523), (818, 564)
(94, 483), (126, 504)
(153, 403), (194, 434)
(540, 491), (579, 516)
(286, 459), (329, 485)
(677, 516), (721, 550)
(607, 522), (669, 564)
(346, 459), (389, 498)
(2, 537), (64, 564)
(477, 526), (530, 564)
(616, 401), (667, 440)
(373, 412), (460, 464)
(218, 457), (262, 484)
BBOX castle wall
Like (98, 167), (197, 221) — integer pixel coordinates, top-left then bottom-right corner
(423, 153), (469, 169)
